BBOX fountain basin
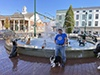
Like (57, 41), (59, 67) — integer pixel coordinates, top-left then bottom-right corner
(5, 39), (96, 58)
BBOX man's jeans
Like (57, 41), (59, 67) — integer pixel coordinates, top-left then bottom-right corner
(55, 45), (66, 63)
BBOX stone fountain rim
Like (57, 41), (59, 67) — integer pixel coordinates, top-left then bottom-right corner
(7, 41), (96, 51)
(15, 36), (96, 51)
(5, 40), (96, 58)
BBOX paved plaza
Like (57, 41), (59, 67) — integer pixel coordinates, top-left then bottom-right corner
(0, 0), (100, 75)
(0, 39), (100, 75)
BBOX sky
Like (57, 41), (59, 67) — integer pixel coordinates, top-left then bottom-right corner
(0, 0), (100, 17)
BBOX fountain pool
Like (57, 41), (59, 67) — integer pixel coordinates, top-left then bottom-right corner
(5, 36), (96, 58)
(17, 38), (95, 50)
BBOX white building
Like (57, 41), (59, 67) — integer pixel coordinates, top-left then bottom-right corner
(56, 6), (100, 34)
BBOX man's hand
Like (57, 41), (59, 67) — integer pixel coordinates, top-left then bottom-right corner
(62, 44), (65, 46)
(66, 42), (68, 44)
(64, 37), (68, 45)
(54, 40), (56, 44)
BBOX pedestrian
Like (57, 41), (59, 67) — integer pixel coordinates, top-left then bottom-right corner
(9, 39), (18, 58)
(54, 28), (67, 67)
(26, 38), (30, 45)
(38, 33), (42, 38)
(42, 40), (46, 49)
(93, 36), (98, 43)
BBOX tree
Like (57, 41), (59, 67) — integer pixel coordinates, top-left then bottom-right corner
(4, 18), (10, 29)
(63, 5), (75, 33)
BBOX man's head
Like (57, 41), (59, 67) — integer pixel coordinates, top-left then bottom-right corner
(58, 29), (63, 34)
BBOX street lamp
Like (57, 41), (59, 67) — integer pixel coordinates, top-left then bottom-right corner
(84, 12), (88, 34)
(34, 0), (36, 37)
(81, 12), (88, 40)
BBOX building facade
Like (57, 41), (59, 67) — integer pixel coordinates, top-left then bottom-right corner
(56, 6), (100, 34)
(0, 6), (45, 34)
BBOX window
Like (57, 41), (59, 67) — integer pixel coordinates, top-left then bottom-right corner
(95, 21), (98, 26)
(88, 21), (92, 26)
(95, 31), (98, 34)
(95, 14), (99, 19)
(26, 25), (28, 30)
(82, 21), (85, 26)
(20, 25), (24, 30)
(82, 14), (86, 20)
(1, 20), (4, 26)
(15, 25), (18, 31)
(10, 25), (13, 30)
(20, 20), (23, 23)
(76, 11), (79, 13)
(88, 14), (92, 19)
(96, 10), (99, 12)
(56, 23), (60, 26)
(42, 27), (44, 30)
(15, 20), (18, 25)
(76, 15), (79, 20)
(83, 10), (86, 12)
(89, 31), (91, 34)
(58, 15), (62, 20)
(76, 21), (79, 26)
(89, 10), (92, 12)
(20, 20), (23, 25)
(59, 22), (62, 25)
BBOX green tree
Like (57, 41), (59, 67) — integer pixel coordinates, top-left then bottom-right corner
(63, 5), (75, 33)
(4, 18), (10, 29)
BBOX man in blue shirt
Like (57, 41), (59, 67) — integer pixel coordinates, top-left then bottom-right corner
(54, 29), (67, 67)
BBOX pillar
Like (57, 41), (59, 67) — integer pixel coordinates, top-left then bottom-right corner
(13, 20), (15, 31)
(18, 20), (20, 31)
(28, 20), (30, 32)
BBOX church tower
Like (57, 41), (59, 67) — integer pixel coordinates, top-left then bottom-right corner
(22, 6), (27, 14)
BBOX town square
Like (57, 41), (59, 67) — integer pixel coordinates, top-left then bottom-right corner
(0, 0), (100, 75)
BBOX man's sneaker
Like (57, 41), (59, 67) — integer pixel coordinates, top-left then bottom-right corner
(97, 66), (100, 69)
(62, 63), (65, 67)
(62, 62), (65, 67)
(9, 55), (13, 58)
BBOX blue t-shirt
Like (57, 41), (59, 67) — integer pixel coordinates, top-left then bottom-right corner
(55, 33), (67, 45)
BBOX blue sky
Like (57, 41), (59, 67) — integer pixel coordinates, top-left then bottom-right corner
(0, 0), (100, 17)
(0, 0), (33, 15)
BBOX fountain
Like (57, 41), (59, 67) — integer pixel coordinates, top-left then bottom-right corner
(5, 22), (96, 58)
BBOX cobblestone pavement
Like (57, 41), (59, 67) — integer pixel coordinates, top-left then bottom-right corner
(0, 40), (100, 75)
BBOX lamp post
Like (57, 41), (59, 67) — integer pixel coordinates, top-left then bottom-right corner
(84, 12), (88, 34)
(82, 12), (88, 40)
(34, 0), (36, 37)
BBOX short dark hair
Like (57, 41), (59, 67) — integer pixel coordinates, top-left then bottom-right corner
(58, 29), (62, 31)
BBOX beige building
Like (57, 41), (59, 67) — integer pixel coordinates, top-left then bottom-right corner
(0, 6), (45, 34)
